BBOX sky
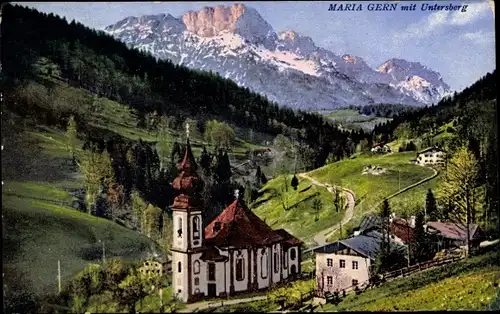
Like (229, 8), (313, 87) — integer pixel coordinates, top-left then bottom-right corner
(20, 1), (496, 91)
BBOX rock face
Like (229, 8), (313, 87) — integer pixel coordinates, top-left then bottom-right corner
(104, 3), (451, 110)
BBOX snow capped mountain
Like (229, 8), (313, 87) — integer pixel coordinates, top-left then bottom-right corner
(104, 3), (450, 110)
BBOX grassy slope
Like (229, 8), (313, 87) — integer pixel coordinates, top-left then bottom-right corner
(325, 109), (392, 131)
(2, 78), (269, 298)
(319, 252), (500, 311)
(252, 175), (346, 247)
(305, 152), (434, 242)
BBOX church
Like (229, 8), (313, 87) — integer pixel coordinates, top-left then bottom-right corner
(171, 138), (303, 303)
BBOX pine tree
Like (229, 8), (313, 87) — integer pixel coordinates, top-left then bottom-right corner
(374, 199), (391, 275)
(66, 115), (78, 163)
(425, 188), (438, 221)
(199, 146), (211, 176)
(291, 174), (299, 191)
(412, 210), (429, 263)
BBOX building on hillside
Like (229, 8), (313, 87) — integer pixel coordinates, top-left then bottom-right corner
(416, 147), (445, 166)
(371, 144), (391, 153)
(139, 258), (171, 277)
(425, 221), (485, 250)
(171, 139), (303, 303)
(313, 230), (405, 297)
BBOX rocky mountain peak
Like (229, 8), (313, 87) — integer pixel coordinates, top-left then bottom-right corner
(182, 3), (276, 46)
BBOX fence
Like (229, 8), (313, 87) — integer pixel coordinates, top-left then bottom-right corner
(382, 256), (462, 280)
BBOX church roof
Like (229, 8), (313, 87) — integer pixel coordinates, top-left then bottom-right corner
(171, 139), (204, 209)
(275, 229), (303, 247)
(204, 199), (286, 248)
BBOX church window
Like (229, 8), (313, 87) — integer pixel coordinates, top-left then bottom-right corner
(208, 262), (216, 281)
(178, 262), (182, 273)
(236, 257), (245, 281)
(284, 251), (288, 269)
(290, 248), (296, 261)
(261, 252), (268, 279)
(193, 260), (200, 274)
(274, 251), (279, 273)
(177, 217), (183, 238)
(193, 216), (200, 240)
(194, 277), (199, 286)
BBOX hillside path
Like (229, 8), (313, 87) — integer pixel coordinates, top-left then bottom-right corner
(298, 173), (356, 249)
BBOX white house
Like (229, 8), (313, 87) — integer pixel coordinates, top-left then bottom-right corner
(371, 144), (391, 153)
(171, 139), (303, 303)
(416, 147), (445, 166)
(314, 230), (405, 296)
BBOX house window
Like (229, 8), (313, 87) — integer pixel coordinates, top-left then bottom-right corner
(194, 277), (199, 286)
(193, 216), (200, 240)
(236, 257), (245, 281)
(352, 261), (358, 270)
(327, 276), (333, 285)
(178, 262), (182, 273)
(274, 251), (279, 273)
(352, 279), (358, 286)
(261, 252), (268, 279)
(327, 258), (333, 267)
(208, 263), (216, 281)
(193, 260), (200, 274)
(284, 251), (288, 269)
(290, 248), (296, 261)
(339, 260), (346, 268)
(177, 217), (183, 238)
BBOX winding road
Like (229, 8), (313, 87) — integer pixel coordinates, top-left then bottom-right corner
(298, 173), (356, 251)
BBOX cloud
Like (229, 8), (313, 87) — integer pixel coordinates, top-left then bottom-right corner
(449, 1), (491, 25)
(461, 30), (495, 44)
(394, 1), (493, 41)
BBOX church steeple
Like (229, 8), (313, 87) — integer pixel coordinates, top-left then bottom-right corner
(171, 125), (204, 210)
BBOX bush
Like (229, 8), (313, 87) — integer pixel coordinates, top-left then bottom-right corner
(446, 126), (454, 133)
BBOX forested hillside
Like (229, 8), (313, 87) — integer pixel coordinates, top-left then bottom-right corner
(3, 3), (370, 169)
(372, 71), (498, 234)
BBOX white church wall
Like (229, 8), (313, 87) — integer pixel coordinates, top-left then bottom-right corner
(172, 253), (189, 302)
(190, 253), (205, 296)
(190, 212), (203, 249)
(172, 211), (188, 251)
(257, 247), (271, 289)
(233, 249), (249, 292)
(272, 243), (282, 283)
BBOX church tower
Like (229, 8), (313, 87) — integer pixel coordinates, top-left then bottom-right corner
(171, 124), (205, 303)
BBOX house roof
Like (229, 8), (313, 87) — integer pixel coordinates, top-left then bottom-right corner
(359, 215), (382, 233)
(204, 199), (286, 248)
(313, 230), (405, 260)
(426, 221), (480, 241)
(418, 147), (444, 154)
(390, 219), (415, 244)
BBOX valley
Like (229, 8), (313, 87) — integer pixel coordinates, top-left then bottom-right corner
(2, 2), (498, 313)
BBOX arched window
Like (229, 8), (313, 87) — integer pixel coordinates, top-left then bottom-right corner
(177, 217), (183, 238)
(261, 251), (268, 279)
(290, 248), (296, 261)
(284, 251), (288, 269)
(236, 257), (245, 281)
(178, 261), (182, 273)
(193, 260), (200, 274)
(193, 216), (200, 240)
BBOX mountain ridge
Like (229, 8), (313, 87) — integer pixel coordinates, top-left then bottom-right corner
(105, 3), (451, 110)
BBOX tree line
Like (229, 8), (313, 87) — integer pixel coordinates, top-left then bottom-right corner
(3, 3), (369, 169)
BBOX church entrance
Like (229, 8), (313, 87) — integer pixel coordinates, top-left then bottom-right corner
(208, 283), (217, 297)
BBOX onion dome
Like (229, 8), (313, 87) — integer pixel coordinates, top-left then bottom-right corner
(171, 139), (204, 209)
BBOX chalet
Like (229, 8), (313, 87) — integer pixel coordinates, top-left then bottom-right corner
(416, 147), (445, 166)
(425, 221), (485, 249)
(314, 230), (405, 296)
(371, 144), (391, 153)
(171, 139), (302, 303)
(357, 214), (414, 245)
